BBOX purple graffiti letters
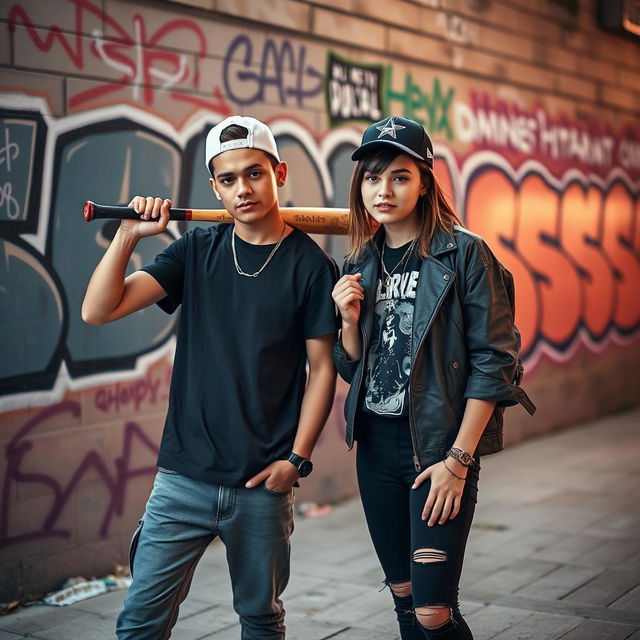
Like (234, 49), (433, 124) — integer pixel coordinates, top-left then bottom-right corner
(1, 402), (159, 549)
(223, 35), (323, 107)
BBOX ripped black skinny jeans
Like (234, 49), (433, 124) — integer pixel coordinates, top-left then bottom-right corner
(356, 413), (478, 640)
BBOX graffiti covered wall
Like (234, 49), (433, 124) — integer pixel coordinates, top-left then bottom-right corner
(1, 0), (639, 599)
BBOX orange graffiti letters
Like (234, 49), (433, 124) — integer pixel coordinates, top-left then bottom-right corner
(465, 163), (640, 361)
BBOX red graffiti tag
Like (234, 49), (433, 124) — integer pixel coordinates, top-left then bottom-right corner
(8, 0), (230, 114)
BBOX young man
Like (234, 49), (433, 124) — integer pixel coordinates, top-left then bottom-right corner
(82, 116), (338, 639)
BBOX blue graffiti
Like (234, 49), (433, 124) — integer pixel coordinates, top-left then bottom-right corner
(223, 35), (323, 107)
(50, 125), (181, 372)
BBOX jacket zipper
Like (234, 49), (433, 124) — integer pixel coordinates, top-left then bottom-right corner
(408, 366), (422, 472)
(346, 321), (368, 449)
(406, 273), (456, 472)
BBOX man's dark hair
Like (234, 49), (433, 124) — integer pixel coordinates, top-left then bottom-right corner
(209, 125), (279, 175)
(219, 124), (250, 144)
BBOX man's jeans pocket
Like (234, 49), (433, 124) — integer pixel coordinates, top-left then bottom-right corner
(128, 519), (144, 578)
(261, 483), (292, 497)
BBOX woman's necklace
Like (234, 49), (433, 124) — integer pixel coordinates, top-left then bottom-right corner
(380, 237), (417, 287)
(232, 224), (287, 278)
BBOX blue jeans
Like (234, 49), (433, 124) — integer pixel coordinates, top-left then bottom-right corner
(116, 469), (294, 639)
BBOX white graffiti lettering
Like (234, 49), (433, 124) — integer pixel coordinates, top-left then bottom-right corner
(454, 102), (537, 154)
(620, 139), (640, 170)
(330, 81), (381, 120)
(0, 182), (20, 220)
(0, 128), (20, 173)
(537, 111), (615, 166)
(455, 101), (618, 167)
(91, 18), (189, 102)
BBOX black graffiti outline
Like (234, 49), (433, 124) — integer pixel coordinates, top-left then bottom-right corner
(47, 117), (182, 380)
(0, 109), (47, 235)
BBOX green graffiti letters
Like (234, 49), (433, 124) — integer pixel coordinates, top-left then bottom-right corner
(385, 68), (454, 140)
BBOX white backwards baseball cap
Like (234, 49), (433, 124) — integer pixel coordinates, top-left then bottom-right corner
(205, 116), (280, 176)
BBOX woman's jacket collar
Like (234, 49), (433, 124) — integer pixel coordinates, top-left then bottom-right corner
(356, 226), (459, 265)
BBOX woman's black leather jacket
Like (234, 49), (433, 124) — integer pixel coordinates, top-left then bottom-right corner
(334, 226), (536, 471)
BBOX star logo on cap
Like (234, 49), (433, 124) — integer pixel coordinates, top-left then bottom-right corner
(376, 117), (406, 139)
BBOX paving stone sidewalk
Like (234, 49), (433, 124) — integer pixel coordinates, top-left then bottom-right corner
(2, 407), (639, 639)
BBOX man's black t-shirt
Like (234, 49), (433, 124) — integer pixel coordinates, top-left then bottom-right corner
(141, 224), (338, 486)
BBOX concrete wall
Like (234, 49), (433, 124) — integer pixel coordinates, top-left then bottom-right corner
(1, 0), (639, 601)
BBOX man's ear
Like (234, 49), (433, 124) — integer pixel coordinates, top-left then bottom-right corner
(210, 177), (222, 201)
(275, 161), (288, 188)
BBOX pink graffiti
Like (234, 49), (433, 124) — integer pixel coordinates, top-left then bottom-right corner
(0, 401), (159, 548)
(8, 0), (231, 114)
(94, 371), (166, 414)
(456, 91), (640, 174)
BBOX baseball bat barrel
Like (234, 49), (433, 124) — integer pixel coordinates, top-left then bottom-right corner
(83, 201), (350, 235)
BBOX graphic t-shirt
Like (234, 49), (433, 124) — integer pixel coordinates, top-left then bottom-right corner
(141, 224), (338, 486)
(363, 242), (421, 417)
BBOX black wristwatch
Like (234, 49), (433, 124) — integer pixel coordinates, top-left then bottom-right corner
(287, 452), (313, 477)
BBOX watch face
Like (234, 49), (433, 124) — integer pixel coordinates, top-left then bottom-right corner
(298, 460), (313, 477)
(448, 448), (472, 466)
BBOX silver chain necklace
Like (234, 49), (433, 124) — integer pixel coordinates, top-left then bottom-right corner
(381, 237), (417, 286)
(231, 224), (287, 278)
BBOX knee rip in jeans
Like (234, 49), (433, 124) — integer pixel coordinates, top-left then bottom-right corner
(414, 605), (453, 630)
(388, 580), (412, 598)
(413, 547), (447, 564)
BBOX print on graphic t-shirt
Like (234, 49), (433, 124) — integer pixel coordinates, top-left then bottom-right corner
(364, 262), (420, 417)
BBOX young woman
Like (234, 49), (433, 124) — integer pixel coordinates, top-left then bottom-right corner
(332, 116), (535, 639)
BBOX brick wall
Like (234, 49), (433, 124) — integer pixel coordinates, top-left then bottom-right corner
(0, 0), (639, 601)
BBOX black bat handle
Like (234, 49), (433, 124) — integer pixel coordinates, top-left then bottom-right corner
(83, 201), (188, 222)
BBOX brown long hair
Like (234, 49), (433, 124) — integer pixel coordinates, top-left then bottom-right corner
(346, 148), (461, 262)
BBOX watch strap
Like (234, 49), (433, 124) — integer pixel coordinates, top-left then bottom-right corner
(445, 447), (474, 467)
(287, 452), (309, 467)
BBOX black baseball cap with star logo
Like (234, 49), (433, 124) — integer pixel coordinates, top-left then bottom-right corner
(351, 115), (434, 168)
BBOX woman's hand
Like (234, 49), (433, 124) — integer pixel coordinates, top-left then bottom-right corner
(412, 459), (467, 527)
(332, 274), (364, 326)
(121, 196), (171, 239)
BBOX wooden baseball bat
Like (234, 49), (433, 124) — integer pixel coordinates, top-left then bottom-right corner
(83, 201), (350, 235)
